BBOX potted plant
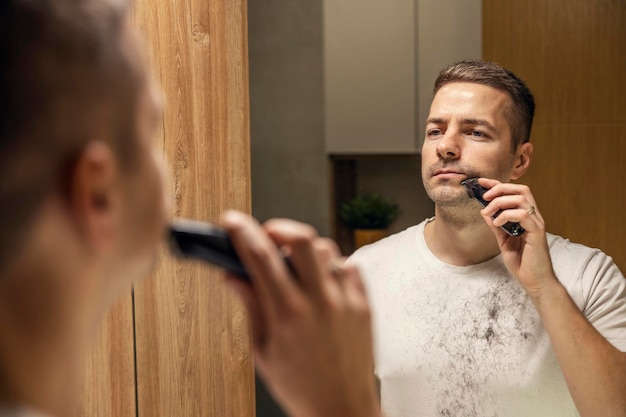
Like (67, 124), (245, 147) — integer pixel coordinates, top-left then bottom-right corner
(339, 192), (400, 249)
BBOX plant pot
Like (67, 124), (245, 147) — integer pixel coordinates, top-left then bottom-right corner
(354, 228), (388, 249)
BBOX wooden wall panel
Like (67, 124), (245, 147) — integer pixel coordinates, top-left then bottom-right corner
(524, 126), (626, 259)
(483, 0), (626, 125)
(483, 0), (626, 271)
(77, 295), (136, 417)
(132, 0), (253, 417)
(79, 1), (253, 416)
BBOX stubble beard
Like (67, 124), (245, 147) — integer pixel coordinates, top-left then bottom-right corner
(422, 177), (486, 228)
(423, 178), (469, 208)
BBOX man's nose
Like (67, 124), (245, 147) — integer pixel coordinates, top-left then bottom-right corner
(436, 131), (461, 160)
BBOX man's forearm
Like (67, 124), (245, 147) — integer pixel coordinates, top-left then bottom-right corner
(531, 279), (626, 417)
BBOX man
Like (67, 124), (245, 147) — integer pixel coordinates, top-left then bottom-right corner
(350, 60), (626, 417)
(0, 1), (379, 417)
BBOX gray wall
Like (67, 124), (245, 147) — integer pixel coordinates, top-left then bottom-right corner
(249, 0), (330, 237)
(248, 0), (478, 240)
(357, 157), (434, 235)
(248, 1), (325, 416)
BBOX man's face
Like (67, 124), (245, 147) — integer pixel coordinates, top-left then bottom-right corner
(421, 82), (519, 208)
(117, 80), (169, 276)
(111, 28), (171, 287)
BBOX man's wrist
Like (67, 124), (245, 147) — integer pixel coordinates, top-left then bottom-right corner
(527, 276), (568, 313)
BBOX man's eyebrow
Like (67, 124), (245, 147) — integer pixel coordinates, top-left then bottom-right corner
(462, 118), (497, 132)
(426, 117), (446, 125)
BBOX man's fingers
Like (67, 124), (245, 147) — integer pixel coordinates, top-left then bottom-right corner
(221, 210), (296, 320)
(478, 179), (544, 234)
(264, 219), (342, 301)
(335, 262), (371, 312)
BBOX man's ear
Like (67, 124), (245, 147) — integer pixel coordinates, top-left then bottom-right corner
(69, 141), (119, 249)
(510, 142), (533, 181)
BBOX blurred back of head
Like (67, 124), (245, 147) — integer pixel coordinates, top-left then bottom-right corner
(0, 0), (142, 270)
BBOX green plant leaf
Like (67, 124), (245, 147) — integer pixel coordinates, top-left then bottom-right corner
(339, 193), (400, 229)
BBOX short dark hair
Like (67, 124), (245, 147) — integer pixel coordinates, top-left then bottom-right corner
(433, 60), (535, 149)
(0, 0), (142, 269)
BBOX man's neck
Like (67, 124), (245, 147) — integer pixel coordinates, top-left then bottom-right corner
(423, 208), (501, 266)
(0, 262), (95, 417)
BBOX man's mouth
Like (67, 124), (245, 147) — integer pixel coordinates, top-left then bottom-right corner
(432, 169), (466, 179)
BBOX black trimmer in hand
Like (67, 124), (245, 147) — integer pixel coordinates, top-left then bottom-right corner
(460, 178), (525, 237)
(168, 219), (251, 279)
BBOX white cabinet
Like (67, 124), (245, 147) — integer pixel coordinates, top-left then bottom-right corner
(324, 0), (482, 154)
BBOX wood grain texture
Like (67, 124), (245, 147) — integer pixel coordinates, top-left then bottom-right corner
(483, 0), (626, 125)
(522, 126), (626, 265)
(77, 294), (136, 417)
(484, 0), (626, 271)
(79, 1), (253, 416)
(132, 0), (253, 416)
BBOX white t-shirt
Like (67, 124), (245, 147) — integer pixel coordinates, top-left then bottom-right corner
(350, 219), (626, 417)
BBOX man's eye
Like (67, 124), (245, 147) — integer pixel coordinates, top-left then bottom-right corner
(427, 129), (443, 137)
(470, 130), (486, 138)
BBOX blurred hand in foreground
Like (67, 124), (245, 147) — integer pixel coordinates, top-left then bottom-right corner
(222, 211), (380, 417)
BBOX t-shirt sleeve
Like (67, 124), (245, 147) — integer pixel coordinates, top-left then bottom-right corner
(580, 251), (626, 352)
